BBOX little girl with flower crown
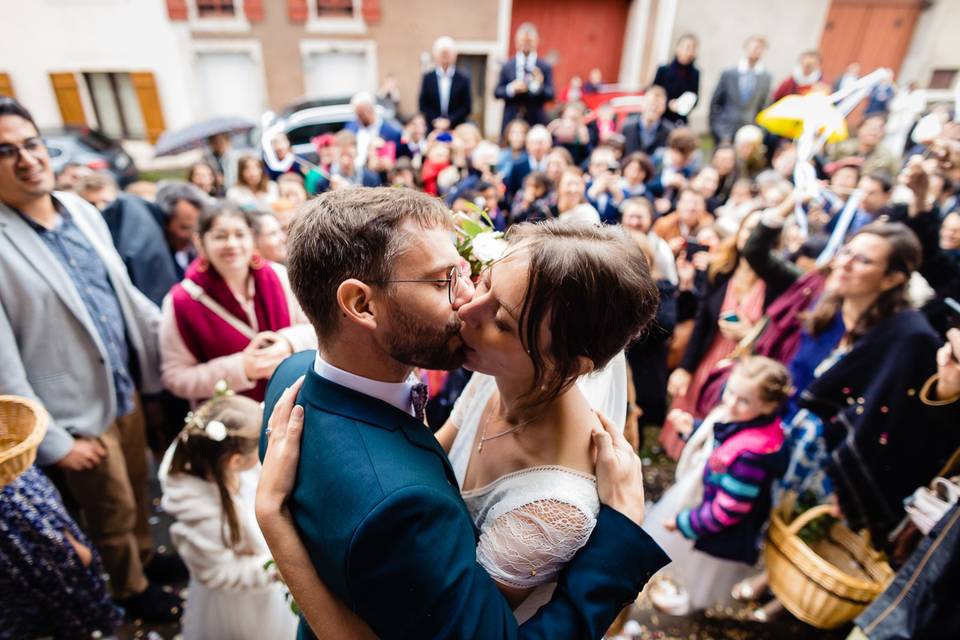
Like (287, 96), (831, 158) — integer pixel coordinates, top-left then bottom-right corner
(159, 387), (297, 640)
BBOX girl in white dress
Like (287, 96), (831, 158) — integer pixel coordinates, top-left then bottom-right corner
(159, 393), (298, 640)
(256, 220), (661, 636)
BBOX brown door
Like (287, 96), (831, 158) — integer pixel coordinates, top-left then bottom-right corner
(459, 54), (488, 128)
(130, 72), (166, 144)
(50, 72), (87, 127)
(818, 0), (923, 83)
(0, 73), (14, 98)
(509, 0), (631, 102)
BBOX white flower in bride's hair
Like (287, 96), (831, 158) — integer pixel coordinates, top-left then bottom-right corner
(471, 232), (508, 263)
(205, 420), (228, 442)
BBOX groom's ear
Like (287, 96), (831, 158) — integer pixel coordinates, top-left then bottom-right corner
(336, 279), (380, 332)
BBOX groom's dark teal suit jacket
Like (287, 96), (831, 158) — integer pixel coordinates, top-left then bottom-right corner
(261, 351), (669, 639)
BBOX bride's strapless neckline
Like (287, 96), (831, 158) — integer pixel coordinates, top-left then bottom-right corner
(460, 465), (596, 497)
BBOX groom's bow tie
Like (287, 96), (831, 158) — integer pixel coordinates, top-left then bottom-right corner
(410, 383), (429, 423)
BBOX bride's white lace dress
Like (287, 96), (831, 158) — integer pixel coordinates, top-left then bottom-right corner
(447, 355), (626, 622)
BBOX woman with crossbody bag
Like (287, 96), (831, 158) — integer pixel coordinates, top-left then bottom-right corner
(160, 203), (316, 403)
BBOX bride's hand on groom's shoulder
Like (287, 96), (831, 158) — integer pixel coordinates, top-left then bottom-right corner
(255, 376), (306, 528)
(591, 410), (646, 528)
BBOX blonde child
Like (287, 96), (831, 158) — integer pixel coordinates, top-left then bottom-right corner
(646, 356), (791, 615)
(159, 392), (297, 640)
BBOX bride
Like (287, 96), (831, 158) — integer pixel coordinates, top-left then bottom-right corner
(256, 220), (663, 637)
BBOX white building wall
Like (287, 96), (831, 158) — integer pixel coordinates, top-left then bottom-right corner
(899, 0), (960, 101)
(0, 0), (195, 131)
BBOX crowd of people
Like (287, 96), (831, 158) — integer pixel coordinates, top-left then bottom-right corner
(1, 18), (960, 640)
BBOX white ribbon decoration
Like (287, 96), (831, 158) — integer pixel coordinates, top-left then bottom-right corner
(817, 188), (864, 267)
(260, 120), (322, 175)
(786, 68), (893, 263)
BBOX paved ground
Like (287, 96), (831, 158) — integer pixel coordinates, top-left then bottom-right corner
(118, 428), (852, 639)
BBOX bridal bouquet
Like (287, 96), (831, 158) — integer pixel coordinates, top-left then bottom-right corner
(452, 203), (507, 278)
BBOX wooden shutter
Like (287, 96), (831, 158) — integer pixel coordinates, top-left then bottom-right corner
(245, 0), (265, 21)
(287, 0), (308, 22)
(49, 72), (87, 127)
(166, 0), (188, 20)
(130, 72), (166, 144)
(361, 0), (381, 23)
(0, 73), (14, 98)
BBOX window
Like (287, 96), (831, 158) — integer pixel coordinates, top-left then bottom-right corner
(316, 0), (353, 17)
(197, 0), (235, 17)
(929, 69), (957, 90)
(83, 73), (146, 140)
(300, 40), (377, 99)
(193, 49), (266, 122)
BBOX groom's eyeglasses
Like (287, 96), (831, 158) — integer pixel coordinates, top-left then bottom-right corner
(371, 265), (466, 305)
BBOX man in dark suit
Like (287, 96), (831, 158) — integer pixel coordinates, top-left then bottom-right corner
(258, 187), (668, 640)
(708, 35), (772, 145)
(495, 22), (555, 135)
(418, 36), (472, 132)
(623, 85), (675, 156)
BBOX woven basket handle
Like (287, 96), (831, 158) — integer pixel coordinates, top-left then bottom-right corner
(786, 504), (836, 536)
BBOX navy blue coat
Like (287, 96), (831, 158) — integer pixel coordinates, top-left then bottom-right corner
(101, 194), (179, 306)
(800, 310), (956, 545)
(261, 351), (669, 640)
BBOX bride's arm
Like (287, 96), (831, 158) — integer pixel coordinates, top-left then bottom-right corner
(434, 418), (459, 453)
(256, 380), (377, 640)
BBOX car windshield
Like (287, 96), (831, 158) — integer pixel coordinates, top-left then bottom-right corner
(77, 129), (117, 153)
(287, 121), (348, 147)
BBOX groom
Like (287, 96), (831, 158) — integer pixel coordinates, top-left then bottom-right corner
(260, 187), (668, 638)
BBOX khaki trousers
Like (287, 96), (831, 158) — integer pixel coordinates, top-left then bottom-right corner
(63, 398), (152, 598)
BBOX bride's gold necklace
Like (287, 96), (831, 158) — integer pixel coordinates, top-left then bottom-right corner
(477, 396), (524, 453)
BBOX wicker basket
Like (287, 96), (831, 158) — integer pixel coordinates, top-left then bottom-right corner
(764, 504), (894, 629)
(0, 396), (48, 488)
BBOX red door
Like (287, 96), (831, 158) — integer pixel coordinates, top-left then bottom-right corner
(509, 0), (631, 101)
(818, 0), (923, 83)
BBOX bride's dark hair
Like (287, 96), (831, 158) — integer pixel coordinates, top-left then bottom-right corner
(504, 220), (659, 416)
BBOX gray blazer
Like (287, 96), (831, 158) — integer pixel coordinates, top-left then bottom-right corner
(0, 192), (162, 464)
(708, 67), (772, 143)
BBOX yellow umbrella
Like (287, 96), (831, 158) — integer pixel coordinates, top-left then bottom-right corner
(756, 92), (849, 144)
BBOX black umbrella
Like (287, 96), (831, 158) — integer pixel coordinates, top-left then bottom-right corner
(154, 115), (256, 156)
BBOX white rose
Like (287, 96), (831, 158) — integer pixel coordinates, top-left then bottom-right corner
(471, 232), (507, 264)
(205, 420), (228, 442)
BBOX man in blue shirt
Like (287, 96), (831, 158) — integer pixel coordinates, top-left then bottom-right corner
(0, 98), (181, 623)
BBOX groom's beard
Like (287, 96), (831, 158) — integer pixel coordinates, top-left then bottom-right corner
(381, 303), (466, 371)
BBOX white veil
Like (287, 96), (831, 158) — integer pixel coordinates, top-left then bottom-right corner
(575, 350), (628, 432)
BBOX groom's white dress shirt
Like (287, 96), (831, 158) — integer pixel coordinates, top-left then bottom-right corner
(314, 354), (417, 417)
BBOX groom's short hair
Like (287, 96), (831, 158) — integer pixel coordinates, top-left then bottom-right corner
(287, 187), (452, 345)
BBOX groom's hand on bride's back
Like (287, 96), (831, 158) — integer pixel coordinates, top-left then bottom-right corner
(591, 410), (645, 527)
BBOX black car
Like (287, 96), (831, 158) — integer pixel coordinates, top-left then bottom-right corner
(43, 127), (139, 186)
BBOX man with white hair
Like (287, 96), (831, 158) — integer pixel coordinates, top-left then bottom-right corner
(418, 36), (473, 132)
(345, 90), (403, 168)
(494, 22), (555, 134)
(504, 123), (553, 200)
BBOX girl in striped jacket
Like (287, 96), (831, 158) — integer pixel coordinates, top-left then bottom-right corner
(648, 356), (791, 614)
